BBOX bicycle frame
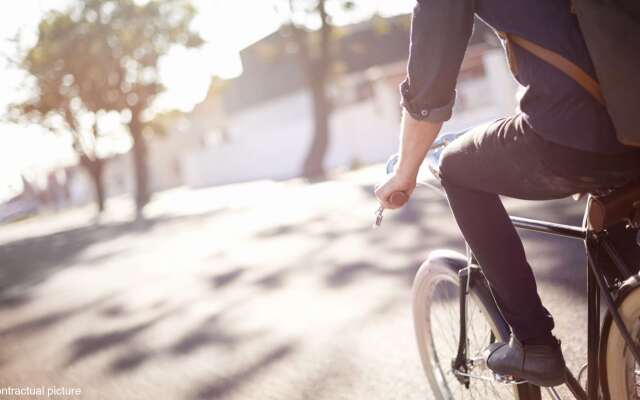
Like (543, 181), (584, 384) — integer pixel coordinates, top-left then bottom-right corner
(521, 215), (638, 397)
(451, 204), (640, 400)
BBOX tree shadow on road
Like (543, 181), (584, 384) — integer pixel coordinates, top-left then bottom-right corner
(169, 312), (254, 357)
(0, 291), (32, 310)
(0, 209), (225, 299)
(0, 293), (115, 338)
(65, 313), (169, 367)
(104, 299), (256, 375)
(324, 260), (424, 288)
(210, 268), (246, 289)
(194, 342), (296, 400)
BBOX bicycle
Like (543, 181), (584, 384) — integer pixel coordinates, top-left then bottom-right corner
(385, 130), (640, 399)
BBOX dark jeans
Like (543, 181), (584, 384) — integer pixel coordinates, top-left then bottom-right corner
(438, 115), (640, 341)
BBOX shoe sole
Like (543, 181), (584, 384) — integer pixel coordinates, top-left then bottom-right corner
(504, 371), (566, 387)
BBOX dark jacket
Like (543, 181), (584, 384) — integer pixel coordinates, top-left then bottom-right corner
(401, 0), (638, 153)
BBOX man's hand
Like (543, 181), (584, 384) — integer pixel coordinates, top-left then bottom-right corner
(373, 110), (443, 210)
(374, 172), (416, 209)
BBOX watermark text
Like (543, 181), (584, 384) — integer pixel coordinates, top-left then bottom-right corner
(0, 386), (82, 398)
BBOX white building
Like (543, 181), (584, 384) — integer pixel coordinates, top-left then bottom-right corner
(181, 16), (518, 188)
(7, 16), (519, 214)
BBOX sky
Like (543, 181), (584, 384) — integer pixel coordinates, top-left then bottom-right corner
(0, 0), (414, 201)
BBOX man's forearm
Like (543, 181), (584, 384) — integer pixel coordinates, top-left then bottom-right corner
(396, 110), (442, 180)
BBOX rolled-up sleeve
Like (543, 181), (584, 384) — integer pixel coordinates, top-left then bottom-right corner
(400, 0), (475, 122)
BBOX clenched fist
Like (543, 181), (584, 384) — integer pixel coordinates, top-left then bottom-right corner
(374, 172), (416, 209)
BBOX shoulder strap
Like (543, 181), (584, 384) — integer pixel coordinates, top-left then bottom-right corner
(502, 33), (605, 106)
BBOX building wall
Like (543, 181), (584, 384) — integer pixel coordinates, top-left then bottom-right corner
(182, 47), (517, 188)
(146, 117), (203, 192)
(182, 92), (312, 187)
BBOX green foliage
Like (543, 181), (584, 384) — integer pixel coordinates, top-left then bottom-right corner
(144, 109), (185, 138)
(14, 0), (203, 140)
(11, 0), (204, 211)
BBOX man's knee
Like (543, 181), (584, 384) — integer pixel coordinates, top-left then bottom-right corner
(437, 145), (463, 187)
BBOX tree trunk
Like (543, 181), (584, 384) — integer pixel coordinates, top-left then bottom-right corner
(297, 0), (332, 179)
(303, 77), (330, 178)
(80, 156), (106, 213)
(130, 110), (150, 213)
(92, 159), (106, 213)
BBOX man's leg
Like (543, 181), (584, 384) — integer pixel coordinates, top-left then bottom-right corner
(439, 181), (555, 342)
(437, 116), (640, 340)
(437, 117), (570, 342)
(434, 116), (640, 385)
(435, 116), (576, 386)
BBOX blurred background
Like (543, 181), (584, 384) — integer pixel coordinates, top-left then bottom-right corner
(0, 1), (589, 399)
(0, 0), (518, 220)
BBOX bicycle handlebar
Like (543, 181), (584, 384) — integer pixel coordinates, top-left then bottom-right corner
(388, 191), (409, 208)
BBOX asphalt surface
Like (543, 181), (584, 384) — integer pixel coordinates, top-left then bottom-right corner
(0, 166), (593, 399)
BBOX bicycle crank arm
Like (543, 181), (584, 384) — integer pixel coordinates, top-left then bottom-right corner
(452, 369), (528, 385)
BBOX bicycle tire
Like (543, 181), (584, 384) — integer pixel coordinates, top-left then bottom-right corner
(412, 249), (538, 400)
(602, 282), (640, 399)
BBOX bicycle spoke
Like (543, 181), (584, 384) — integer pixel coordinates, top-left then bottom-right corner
(431, 285), (459, 350)
(430, 305), (457, 349)
(426, 277), (517, 400)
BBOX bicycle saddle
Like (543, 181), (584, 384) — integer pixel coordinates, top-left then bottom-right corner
(586, 179), (640, 232)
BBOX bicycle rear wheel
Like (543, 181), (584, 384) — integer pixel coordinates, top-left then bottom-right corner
(603, 284), (640, 399)
(412, 249), (537, 400)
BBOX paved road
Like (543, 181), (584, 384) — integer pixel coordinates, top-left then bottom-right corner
(0, 167), (593, 399)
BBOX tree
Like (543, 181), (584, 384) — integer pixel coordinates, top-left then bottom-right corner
(280, 0), (356, 178)
(12, 0), (203, 214)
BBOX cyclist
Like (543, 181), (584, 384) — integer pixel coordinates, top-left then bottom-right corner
(375, 0), (640, 387)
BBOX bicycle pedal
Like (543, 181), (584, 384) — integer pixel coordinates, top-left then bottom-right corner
(493, 373), (527, 385)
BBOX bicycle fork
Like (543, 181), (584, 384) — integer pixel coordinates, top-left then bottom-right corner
(452, 264), (479, 387)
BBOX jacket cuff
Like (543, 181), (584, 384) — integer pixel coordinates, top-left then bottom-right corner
(399, 79), (456, 122)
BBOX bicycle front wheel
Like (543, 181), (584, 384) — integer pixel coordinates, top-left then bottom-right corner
(412, 249), (535, 400)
